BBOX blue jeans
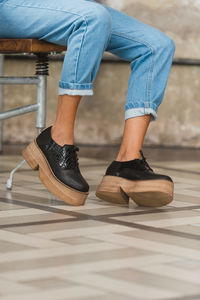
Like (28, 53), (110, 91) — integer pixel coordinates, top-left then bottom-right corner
(0, 0), (175, 120)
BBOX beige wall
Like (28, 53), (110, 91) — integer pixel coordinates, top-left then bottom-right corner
(1, 0), (200, 147)
(2, 58), (200, 147)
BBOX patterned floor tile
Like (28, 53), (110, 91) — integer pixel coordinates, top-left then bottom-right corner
(0, 154), (200, 300)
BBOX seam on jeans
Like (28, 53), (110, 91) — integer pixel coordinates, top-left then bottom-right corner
(125, 102), (157, 110)
(59, 80), (93, 87)
(4, 2), (89, 21)
(111, 30), (155, 107)
(59, 88), (93, 91)
(74, 17), (88, 84)
(111, 31), (154, 50)
(104, 22), (113, 53)
(147, 45), (154, 109)
(59, 80), (93, 86)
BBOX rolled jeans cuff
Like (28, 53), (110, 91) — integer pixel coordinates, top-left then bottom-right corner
(59, 81), (93, 96)
(58, 87), (93, 96)
(125, 107), (158, 121)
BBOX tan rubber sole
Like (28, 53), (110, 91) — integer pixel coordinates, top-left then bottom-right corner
(22, 140), (88, 206)
(96, 175), (174, 207)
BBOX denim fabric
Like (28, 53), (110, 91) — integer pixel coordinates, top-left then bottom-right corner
(0, 0), (175, 120)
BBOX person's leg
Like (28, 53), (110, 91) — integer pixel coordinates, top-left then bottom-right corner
(0, 0), (112, 205)
(51, 95), (81, 146)
(96, 5), (175, 207)
(116, 115), (152, 161)
(103, 5), (175, 162)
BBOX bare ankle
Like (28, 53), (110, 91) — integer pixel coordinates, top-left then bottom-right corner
(51, 125), (74, 146)
(116, 150), (141, 162)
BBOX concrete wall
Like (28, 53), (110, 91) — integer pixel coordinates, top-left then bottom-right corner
(103, 0), (200, 60)
(1, 0), (200, 147)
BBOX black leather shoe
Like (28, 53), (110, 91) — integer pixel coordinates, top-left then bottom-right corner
(22, 126), (89, 206)
(96, 151), (174, 207)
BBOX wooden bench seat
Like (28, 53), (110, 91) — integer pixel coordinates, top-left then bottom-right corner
(0, 39), (67, 53)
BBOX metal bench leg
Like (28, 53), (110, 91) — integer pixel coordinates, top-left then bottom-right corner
(6, 53), (48, 190)
(35, 53), (48, 134)
(0, 54), (4, 153)
(36, 74), (47, 135)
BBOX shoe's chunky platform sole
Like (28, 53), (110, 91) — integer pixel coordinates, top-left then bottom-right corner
(22, 140), (88, 206)
(96, 175), (174, 207)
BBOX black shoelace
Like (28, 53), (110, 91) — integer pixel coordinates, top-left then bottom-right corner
(139, 150), (153, 172)
(47, 140), (80, 169)
(61, 145), (80, 169)
(50, 144), (79, 169)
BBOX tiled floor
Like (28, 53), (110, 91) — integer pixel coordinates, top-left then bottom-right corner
(0, 152), (200, 300)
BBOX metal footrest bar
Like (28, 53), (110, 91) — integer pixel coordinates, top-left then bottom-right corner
(0, 76), (39, 85)
(0, 103), (39, 120)
(6, 159), (26, 190)
(6, 125), (43, 191)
